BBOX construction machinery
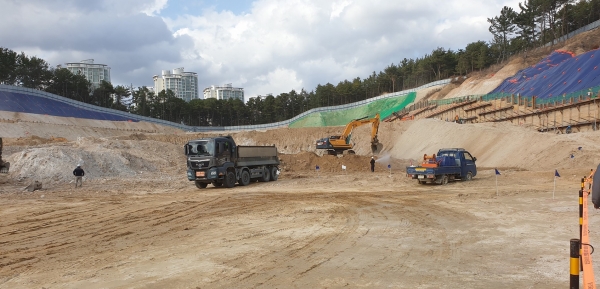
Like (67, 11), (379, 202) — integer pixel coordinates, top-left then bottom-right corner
(0, 137), (10, 173)
(185, 135), (280, 189)
(315, 113), (382, 155)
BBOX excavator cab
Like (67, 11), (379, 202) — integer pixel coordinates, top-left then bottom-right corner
(0, 138), (10, 174)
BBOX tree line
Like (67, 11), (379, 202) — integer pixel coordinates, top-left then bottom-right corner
(0, 0), (598, 126)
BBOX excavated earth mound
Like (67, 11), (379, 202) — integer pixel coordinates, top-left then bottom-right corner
(3, 116), (600, 186)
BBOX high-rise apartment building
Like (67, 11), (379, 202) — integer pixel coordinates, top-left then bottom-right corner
(203, 83), (244, 101)
(153, 68), (199, 102)
(65, 59), (111, 89)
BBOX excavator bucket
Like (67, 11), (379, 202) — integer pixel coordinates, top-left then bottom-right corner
(0, 161), (9, 174)
(371, 142), (383, 155)
(0, 138), (8, 174)
(0, 161), (9, 173)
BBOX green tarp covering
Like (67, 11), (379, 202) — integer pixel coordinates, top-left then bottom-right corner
(289, 92), (416, 128)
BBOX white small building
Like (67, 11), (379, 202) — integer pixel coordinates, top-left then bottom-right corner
(203, 83), (244, 101)
(153, 68), (199, 102)
(251, 94), (270, 101)
(65, 59), (111, 89)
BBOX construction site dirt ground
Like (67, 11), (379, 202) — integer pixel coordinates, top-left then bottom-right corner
(3, 116), (600, 288)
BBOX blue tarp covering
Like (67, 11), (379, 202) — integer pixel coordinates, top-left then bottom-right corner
(490, 49), (600, 99)
(0, 91), (138, 121)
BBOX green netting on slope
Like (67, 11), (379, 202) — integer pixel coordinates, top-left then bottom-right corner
(379, 92), (416, 119)
(289, 92), (416, 128)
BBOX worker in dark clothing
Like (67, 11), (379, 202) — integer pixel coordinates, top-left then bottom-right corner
(73, 164), (85, 188)
(370, 157), (376, 172)
(592, 164), (600, 209)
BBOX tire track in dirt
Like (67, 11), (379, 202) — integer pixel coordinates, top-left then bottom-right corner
(376, 192), (485, 286)
(0, 191), (235, 281)
(195, 192), (357, 288)
(0, 190), (294, 284)
(206, 191), (473, 288)
(0, 168), (577, 288)
(208, 192), (422, 288)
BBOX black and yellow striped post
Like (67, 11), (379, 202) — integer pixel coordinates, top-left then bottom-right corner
(571, 238), (580, 289)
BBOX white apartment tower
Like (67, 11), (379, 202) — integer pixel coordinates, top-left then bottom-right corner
(203, 83), (244, 101)
(65, 59), (111, 89)
(153, 68), (199, 102)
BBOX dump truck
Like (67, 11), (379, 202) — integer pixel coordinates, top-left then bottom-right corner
(0, 137), (9, 174)
(184, 136), (280, 189)
(406, 148), (477, 185)
(316, 113), (382, 155)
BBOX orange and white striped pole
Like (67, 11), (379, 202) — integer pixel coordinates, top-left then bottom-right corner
(581, 171), (596, 289)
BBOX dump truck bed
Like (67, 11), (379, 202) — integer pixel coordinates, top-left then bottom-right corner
(236, 146), (279, 167)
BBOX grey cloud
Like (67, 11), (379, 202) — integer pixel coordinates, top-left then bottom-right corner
(1, 13), (173, 53)
(107, 35), (195, 85)
(1, 0), (189, 88)
(1, 0), (522, 98)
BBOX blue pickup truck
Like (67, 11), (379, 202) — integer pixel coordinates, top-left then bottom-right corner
(406, 148), (477, 185)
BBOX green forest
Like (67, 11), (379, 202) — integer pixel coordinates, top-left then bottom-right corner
(1, 0), (599, 126)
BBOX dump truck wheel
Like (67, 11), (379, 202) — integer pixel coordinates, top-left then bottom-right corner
(212, 181), (223, 187)
(239, 170), (250, 186)
(224, 171), (236, 188)
(195, 181), (208, 189)
(269, 167), (279, 181)
(259, 167), (271, 182)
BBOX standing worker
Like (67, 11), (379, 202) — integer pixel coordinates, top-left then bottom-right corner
(73, 164), (85, 188)
(370, 157), (376, 172)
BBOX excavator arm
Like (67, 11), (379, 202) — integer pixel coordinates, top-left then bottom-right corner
(370, 115), (381, 152)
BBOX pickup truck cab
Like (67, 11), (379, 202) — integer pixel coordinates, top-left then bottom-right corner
(406, 148), (477, 185)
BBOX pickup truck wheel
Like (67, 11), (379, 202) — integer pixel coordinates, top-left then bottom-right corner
(239, 170), (250, 186)
(259, 167), (271, 182)
(464, 172), (473, 181)
(195, 181), (208, 189)
(212, 181), (223, 187)
(441, 175), (449, 185)
(269, 167), (279, 181)
(224, 171), (236, 188)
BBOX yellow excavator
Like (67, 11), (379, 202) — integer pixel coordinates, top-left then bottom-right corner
(0, 138), (9, 173)
(315, 113), (382, 155)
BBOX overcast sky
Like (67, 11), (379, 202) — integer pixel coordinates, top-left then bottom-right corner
(1, 0), (521, 101)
